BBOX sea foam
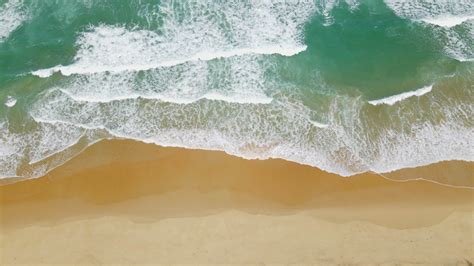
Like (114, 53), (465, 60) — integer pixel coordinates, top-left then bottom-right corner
(384, 0), (474, 61)
(31, 0), (316, 105)
(0, 0), (26, 41)
(32, 45), (306, 78)
(384, 0), (474, 20)
(32, 0), (315, 77)
(24, 79), (473, 181)
(5, 96), (17, 107)
(420, 15), (474, 28)
(55, 55), (274, 105)
(368, 85), (433, 106)
(3, 74), (472, 183)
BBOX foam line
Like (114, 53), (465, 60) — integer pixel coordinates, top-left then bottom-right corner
(368, 85), (433, 106)
(32, 46), (306, 78)
(51, 53), (275, 105)
(420, 15), (474, 28)
(60, 88), (273, 105)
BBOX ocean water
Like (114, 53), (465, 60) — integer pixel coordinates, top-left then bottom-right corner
(0, 0), (473, 180)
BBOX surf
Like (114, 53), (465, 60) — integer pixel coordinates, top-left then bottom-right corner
(32, 44), (307, 78)
(368, 85), (433, 106)
(0, 0), (26, 41)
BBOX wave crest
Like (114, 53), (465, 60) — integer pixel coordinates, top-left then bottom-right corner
(368, 85), (433, 106)
(32, 0), (315, 77)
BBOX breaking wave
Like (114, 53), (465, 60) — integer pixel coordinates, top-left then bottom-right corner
(368, 85), (433, 106)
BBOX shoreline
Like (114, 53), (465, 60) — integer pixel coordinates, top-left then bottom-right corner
(1, 139), (473, 264)
(2, 138), (473, 188)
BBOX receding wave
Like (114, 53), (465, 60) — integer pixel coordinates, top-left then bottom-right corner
(368, 85), (433, 106)
(5, 74), (469, 184)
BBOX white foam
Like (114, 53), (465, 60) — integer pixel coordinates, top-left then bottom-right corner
(55, 54), (274, 105)
(28, 90), (356, 176)
(28, 85), (474, 180)
(3, 79), (468, 184)
(0, 0), (26, 41)
(313, 0), (361, 26)
(442, 21), (474, 62)
(5, 96), (17, 107)
(62, 90), (272, 105)
(0, 119), (32, 178)
(308, 120), (329, 128)
(32, 0), (315, 77)
(420, 15), (474, 28)
(27, 122), (86, 164)
(384, 0), (474, 61)
(186, 92), (272, 105)
(368, 85), (433, 106)
(32, 45), (306, 78)
(384, 0), (474, 20)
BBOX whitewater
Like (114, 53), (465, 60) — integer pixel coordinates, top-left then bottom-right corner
(0, 0), (26, 41)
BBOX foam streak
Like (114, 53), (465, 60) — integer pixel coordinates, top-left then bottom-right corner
(368, 85), (433, 106)
(32, 45), (306, 78)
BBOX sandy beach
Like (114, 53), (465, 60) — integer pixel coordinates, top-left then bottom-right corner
(0, 139), (473, 265)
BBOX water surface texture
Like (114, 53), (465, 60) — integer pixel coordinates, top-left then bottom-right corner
(0, 0), (473, 180)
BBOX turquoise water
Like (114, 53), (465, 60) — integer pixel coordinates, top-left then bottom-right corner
(0, 0), (473, 180)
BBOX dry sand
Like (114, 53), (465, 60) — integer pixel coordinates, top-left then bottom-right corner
(0, 139), (473, 265)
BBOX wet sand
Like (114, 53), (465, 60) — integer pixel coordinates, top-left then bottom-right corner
(0, 139), (473, 264)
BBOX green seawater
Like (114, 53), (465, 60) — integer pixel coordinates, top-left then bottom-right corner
(0, 0), (473, 182)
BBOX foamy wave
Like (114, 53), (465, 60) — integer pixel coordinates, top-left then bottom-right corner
(3, 80), (473, 184)
(61, 89), (273, 105)
(384, 0), (474, 20)
(384, 0), (474, 61)
(21, 80), (472, 181)
(438, 24), (474, 62)
(420, 15), (474, 28)
(53, 54), (274, 105)
(32, 0), (315, 77)
(368, 85), (433, 106)
(32, 45), (306, 78)
(0, 0), (26, 41)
